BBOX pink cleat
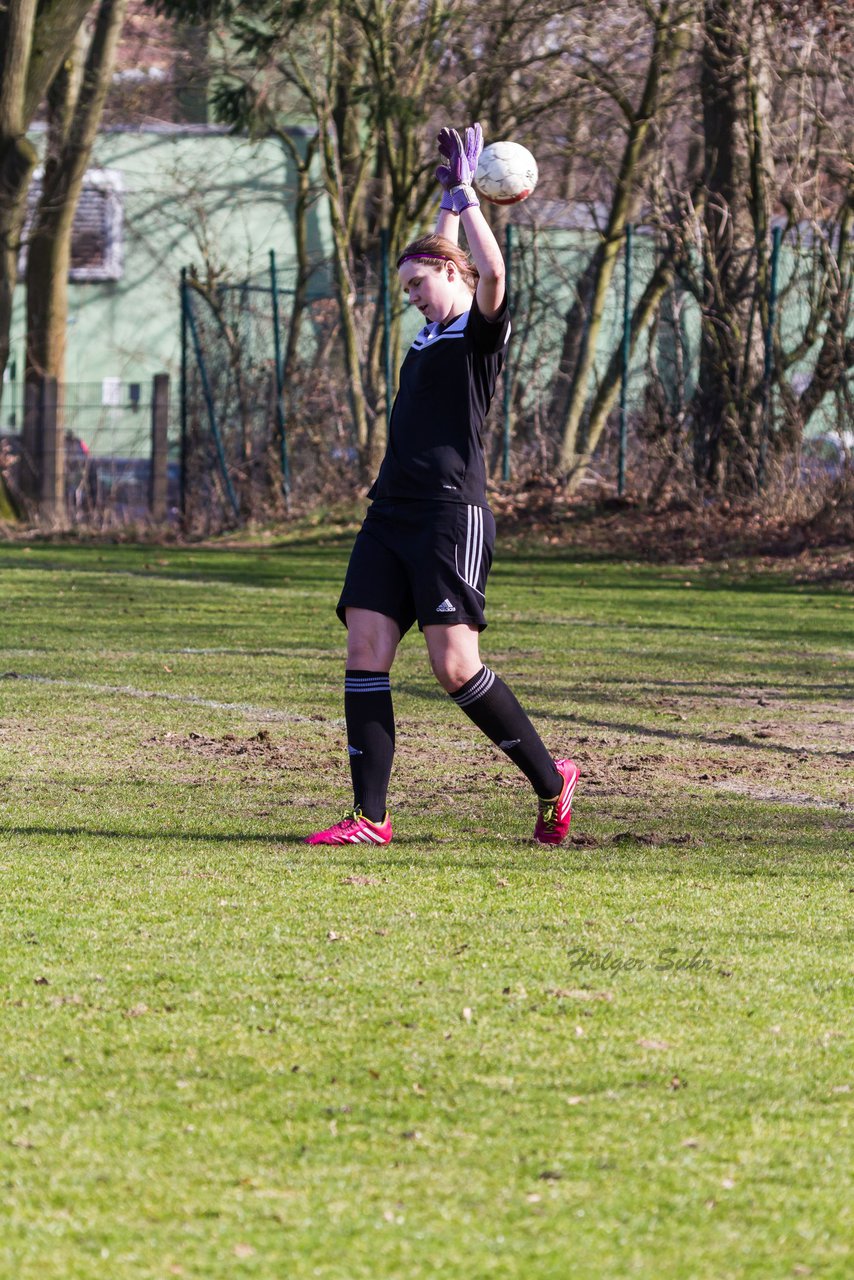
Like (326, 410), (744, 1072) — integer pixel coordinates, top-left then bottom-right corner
(304, 807), (392, 846)
(534, 759), (580, 846)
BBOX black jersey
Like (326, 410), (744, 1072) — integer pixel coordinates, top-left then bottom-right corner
(367, 293), (511, 507)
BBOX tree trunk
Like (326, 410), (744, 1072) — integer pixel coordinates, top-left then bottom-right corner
(573, 253), (679, 475)
(694, 0), (772, 491)
(0, 0), (40, 402)
(319, 96), (373, 467)
(21, 0), (126, 524)
(785, 196), (853, 439)
(278, 133), (318, 400)
(555, 1), (685, 476)
(544, 252), (599, 457)
(574, 178), (707, 479)
(0, 0), (94, 399)
(0, 138), (37, 402)
(26, 0), (127, 385)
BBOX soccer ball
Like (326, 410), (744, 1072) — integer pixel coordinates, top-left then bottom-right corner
(475, 141), (538, 205)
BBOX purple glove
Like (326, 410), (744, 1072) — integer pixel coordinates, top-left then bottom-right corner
(436, 124), (483, 213)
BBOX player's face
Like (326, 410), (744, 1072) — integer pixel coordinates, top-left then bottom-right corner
(399, 261), (456, 325)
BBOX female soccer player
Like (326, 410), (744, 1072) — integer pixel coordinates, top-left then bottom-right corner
(305, 125), (578, 846)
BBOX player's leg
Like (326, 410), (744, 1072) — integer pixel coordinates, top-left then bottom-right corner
(415, 503), (579, 844)
(305, 607), (400, 846)
(305, 516), (414, 846)
(424, 621), (565, 799)
(343, 608), (400, 824)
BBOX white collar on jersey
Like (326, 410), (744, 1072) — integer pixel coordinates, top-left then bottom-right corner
(412, 309), (470, 349)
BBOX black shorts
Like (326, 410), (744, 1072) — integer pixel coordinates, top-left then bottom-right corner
(337, 500), (496, 635)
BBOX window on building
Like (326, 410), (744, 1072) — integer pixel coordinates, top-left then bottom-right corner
(20, 169), (124, 282)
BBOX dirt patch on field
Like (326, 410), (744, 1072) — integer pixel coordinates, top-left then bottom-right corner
(622, 690), (854, 756)
(560, 690), (854, 815)
(156, 729), (311, 771)
(165, 729), (281, 758)
(160, 690), (849, 815)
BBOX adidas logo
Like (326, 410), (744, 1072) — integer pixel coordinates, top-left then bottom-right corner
(435, 599), (456, 613)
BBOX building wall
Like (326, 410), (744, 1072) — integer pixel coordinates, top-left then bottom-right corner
(3, 126), (329, 437)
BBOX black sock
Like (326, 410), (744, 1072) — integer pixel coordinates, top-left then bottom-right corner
(450, 666), (562, 798)
(344, 670), (395, 822)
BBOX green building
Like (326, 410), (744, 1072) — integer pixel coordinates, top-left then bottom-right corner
(3, 124), (330, 457)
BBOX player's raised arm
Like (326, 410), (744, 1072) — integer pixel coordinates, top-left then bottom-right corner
(435, 124), (505, 320)
(435, 206), (459, 243)
(434, 140), (459, 244)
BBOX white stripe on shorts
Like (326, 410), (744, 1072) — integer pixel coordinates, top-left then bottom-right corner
(455, 505), (485, 599)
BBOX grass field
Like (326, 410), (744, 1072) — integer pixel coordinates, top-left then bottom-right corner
(0, 532), (851, 1279)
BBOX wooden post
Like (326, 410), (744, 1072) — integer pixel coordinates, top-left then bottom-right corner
(40, 376), (61, 521)
(150, 372), (170, 521)
(21, 379), (41, 504)
(21, 375), (61, 518)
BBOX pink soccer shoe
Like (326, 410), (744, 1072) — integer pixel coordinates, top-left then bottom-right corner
(534, 759), (580, 845)
(304, 807), (392, 845)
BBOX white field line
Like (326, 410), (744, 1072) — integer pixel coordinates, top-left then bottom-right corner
(2, 673), (344, 726)
(709, 779), (851, 812)
(28, 569), (318, 594)
(1, 646), (331, 659)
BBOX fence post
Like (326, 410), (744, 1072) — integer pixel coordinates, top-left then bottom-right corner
(618, 223), (634, 497)
(180, 267), (189, 523)
(21, 379), (41, 504)
(40, 377), (62, 521)
(269, 248), (290, 497)
(21, 375), (61, 519)
(502, 222), (513, 482)
(150, 373), (170, 521)
(183, 280), (241, 521)
(758, 225), (782, 490)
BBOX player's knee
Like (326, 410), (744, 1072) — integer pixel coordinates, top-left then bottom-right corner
(346, 618), (398, 670)
(348, 640), (394, 670)
(429, 653), (467, 694)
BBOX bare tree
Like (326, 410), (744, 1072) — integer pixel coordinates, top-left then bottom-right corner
(148, 0), (851, 505)
(542, 3), (695, 479)
(768, 1), (853, 453)
(25, 0), (128, 387)
(661, 0), (854, 492)
(0, 0), (96, 403)
(153, 0), (466, 476)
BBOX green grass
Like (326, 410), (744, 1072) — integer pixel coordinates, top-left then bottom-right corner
(0, 536), (851, 1279)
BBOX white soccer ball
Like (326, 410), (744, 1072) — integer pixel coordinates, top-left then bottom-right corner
(475, 141), (538, 205)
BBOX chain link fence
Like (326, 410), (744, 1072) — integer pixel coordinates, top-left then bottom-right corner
(0, 376), (179, 527)
(2, 225), (850, 530)
(178, 226), (851, 528)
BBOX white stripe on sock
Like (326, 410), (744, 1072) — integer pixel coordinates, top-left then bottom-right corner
(452, 665), (495, 707)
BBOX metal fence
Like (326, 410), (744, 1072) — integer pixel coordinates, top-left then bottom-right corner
(0, 375), (178, 527)
(177, 226), (851, 524)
